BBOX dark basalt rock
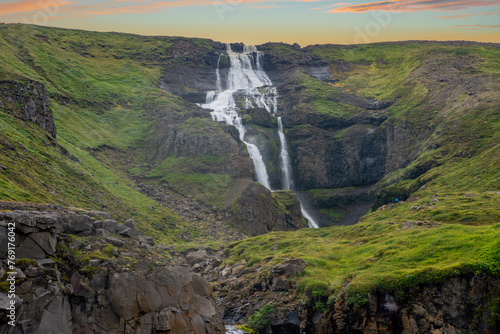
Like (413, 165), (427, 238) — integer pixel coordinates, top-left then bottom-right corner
(287, 123), (387, 190)
(0, 204), (225, 334)
(0, 79), (56, 138)
(229, 183), (304, 236)
(229, 43), (244, 53)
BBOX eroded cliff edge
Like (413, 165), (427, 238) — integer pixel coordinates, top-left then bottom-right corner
(0, 203), (225, 334)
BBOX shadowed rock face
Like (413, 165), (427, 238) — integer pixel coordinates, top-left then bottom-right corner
(229, 184), (304, 235)
(287, 123), (388, 190)
(0, 79), (56, 139)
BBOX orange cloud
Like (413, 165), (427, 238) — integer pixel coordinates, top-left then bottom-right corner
(54, 0), (302, 17)
(329, 0), (499, 13)
(0, 0), (74, 15)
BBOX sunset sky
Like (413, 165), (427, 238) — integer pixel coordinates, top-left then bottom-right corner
(1, 0), (499, 45)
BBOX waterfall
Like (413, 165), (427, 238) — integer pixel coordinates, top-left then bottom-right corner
(201, 44), (272, 189)
(215, 54), (222, 90)
(201, 44), (319, 228)
(277, 117), (319, 228)
(278, 117), (293, 191)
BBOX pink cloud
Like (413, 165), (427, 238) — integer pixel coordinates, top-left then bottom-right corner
(329, 0), (499, 13)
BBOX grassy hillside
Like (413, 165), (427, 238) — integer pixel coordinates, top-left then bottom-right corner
(226, 220), (500, 302)
(0, 24), (219, 246)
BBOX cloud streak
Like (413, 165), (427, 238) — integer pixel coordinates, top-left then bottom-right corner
(452, 24), (500, 28)
(0, 0), (74, 16)
(329, 0), (499, 13)
(436, 10), (499, 20)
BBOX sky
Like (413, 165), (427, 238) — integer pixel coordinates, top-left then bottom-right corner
(0, 0), (499, 45)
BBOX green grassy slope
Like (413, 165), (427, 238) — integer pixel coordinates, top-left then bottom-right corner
(0, 24), (218, 245)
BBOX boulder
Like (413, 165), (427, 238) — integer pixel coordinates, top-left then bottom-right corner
(37, 258), (57, 273)
(105, 237), (125, 247)
(62, 214), (93, 235)
(119, 227), (141, 238)
(17, 235), (47, 259)
(272, 258), (306, 276)
(95, 219), (119, 233)
(186, 249), (209, 266)
(29, 231), (57, 255)
(137, 235), (155, 246)
(124, 219), (136, 229)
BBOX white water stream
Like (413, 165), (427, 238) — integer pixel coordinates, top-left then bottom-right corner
(200, 44), (319, 228)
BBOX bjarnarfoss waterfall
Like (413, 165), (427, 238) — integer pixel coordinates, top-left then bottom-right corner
(200, 44), (319, 229)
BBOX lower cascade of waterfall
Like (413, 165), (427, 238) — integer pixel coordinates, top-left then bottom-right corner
(277, 117), (319, 228)
(200, 44), (319, 228)
(225, 325), (248, 334)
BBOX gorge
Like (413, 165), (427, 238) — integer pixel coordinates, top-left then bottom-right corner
(0, 24), (499, 334)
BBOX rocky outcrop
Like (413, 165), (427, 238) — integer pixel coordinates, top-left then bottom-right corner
(256, 43), (326, 71)
(0, 79), (56, 138)
(209, 257), (307, 330)
(313, 275), (500, 334)
(229, 184), (304, 235)
(0, 204), (225, 334)
(149, 108), (253, 178)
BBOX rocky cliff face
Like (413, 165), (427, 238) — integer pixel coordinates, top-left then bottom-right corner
(0, 79), (56, 139)
(313, 275), (500, 334)
(0, 203), (225, 334)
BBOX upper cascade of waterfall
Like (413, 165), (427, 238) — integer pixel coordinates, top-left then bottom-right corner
(200, 44), (272, 189)
(200, 43), (319, 228)
(225, 44), (273, 92)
